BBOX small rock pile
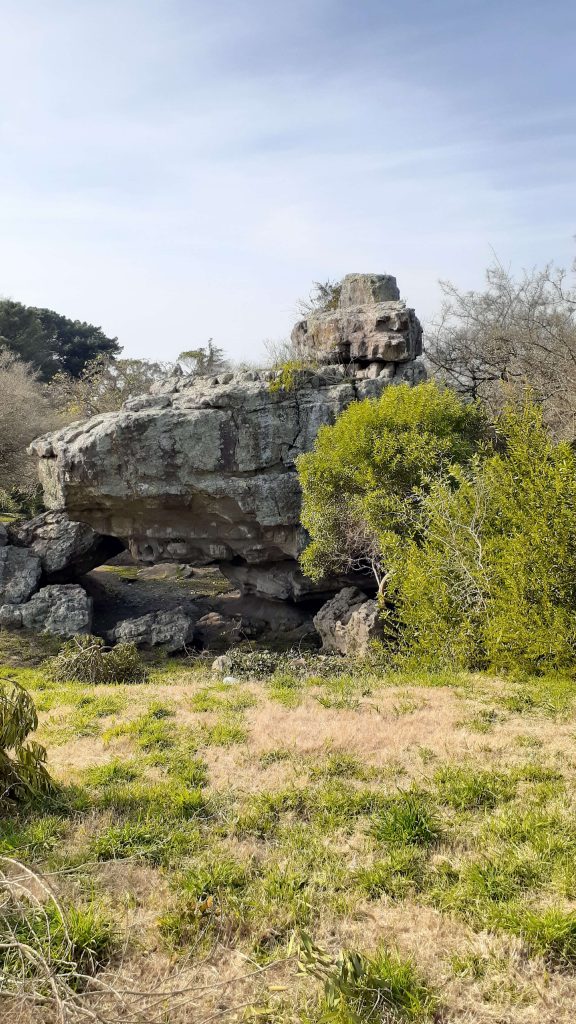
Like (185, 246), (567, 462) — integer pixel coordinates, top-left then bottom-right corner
(0, 513), (112, 637)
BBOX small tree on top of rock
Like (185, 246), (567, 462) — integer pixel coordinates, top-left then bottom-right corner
(296, 279), (342, 317)
(178, 340), (230, 377)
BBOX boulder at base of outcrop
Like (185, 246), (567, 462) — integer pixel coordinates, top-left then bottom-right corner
(313, 587), (383, 657)
(0, 584), (93, 637)
(194, 612), (242, 651)
(108, 608), (196, 653)
(7, 510), (124, 583)
(0, 545), (42, 605)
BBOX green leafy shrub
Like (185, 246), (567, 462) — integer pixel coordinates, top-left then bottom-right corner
(298, 381), (487, 587)
(45, 634), (148, 684)
(0, 677), (53, 805)
(387, 402), (576, 670)
(225, 648), (282, 677)
(300, 382), (576, 672)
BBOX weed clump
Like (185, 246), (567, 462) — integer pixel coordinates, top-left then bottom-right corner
(299, 935), (438, 1022)
(45, 634), (148, 684)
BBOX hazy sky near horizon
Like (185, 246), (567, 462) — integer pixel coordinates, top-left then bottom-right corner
(1, 0), (575, 362)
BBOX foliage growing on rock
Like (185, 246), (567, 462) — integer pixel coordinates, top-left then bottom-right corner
(45, 635), (148, 684)
(268, 360), (317, 393)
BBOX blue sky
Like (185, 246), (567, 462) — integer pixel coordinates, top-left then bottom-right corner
(1, 0), (574, 362)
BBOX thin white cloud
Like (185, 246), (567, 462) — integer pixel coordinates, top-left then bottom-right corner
(0, 0), (574, 362)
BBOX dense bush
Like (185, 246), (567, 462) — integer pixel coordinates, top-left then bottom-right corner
(299, 382), (576, 672)
(0, 678), (52, 805)
(298, 381), (487, 590)
(45, 635), (148, 684)
(387, 402), (576, 671)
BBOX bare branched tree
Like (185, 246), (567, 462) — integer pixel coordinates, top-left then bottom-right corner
(426, 257), (576, 438)
(0, 348), (57, 490)
(48, 356), (174, 420)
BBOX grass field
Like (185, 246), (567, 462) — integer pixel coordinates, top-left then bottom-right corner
(3, 639), (576, 1022)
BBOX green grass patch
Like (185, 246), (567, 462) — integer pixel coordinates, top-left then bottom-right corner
(90, 818), (202, 866)
(199, 720), (248, 746)
(371, 791), (442, 848)
(301, 939), (438, 1023)
(433, 764), (516, 810)
(356, 848), (427, 901)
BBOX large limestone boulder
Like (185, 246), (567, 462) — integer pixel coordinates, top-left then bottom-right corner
(7, 510), (124, 583)
(108, 608), (197, 652)
(0, 546), (41, 605)
(0, 584), (93, 637)
(313, 587), (383, 656)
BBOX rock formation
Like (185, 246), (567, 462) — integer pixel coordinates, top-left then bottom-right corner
(0, 511), (117, 637)
(291, 272), (423, 377)
(108, 608), (196, 653)
(313, 587), (383, 657)
(6, 510), (123, 583)
(30, 274), (424, 610)
(0, 584), (92, 637)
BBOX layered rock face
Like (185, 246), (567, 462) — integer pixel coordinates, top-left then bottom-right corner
(31, 275), (424, 603)
(291, 273), (423, 377)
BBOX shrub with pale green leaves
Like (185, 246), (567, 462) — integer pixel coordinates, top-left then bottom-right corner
(299, 382), (576, 672)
